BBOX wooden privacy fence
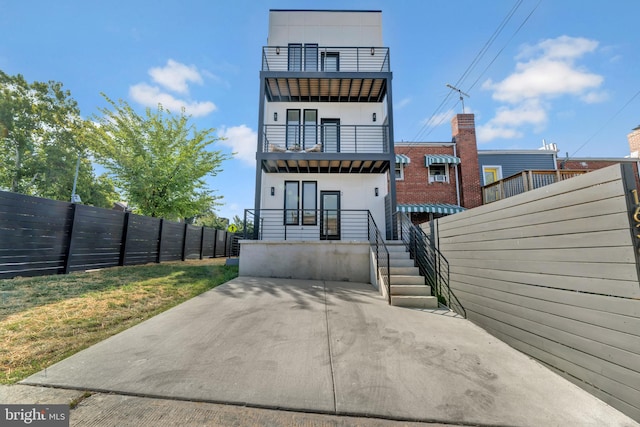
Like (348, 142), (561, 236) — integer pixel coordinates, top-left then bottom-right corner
(0, 190), (237, 280)
(432, 164), (640, 422)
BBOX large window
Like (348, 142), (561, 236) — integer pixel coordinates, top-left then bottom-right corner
(304, 44), (318, 71)
(302, 181), (317, 225)
(288, 44), (302, 71)
(303, 109), (317, 149)
(284, 181), (299, 225)
(286, 109), (301, 150)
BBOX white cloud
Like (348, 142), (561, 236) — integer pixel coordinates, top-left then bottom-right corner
(421, 109), (455, 128)
(129, 83), (217, 117)
(218, 125), (257, 165)
(395, 97), (411, 110)
(149, 59), (203, 94)
(491, 101), (547, 127)
(477, 125), (523, 142)
(580, 90), (609, 104)
(479, 35), (604, 142)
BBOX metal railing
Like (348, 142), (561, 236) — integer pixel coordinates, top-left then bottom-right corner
(368, 212), (391, 304)
(243, 209), (370, 241)
(263, 124), (389, 154)
(483, 169), (590, 203)
(394, 212), (466, 317)
(262, 46), (390, 72)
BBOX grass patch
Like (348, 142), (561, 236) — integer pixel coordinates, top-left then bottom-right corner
(0, 258), (238, 384)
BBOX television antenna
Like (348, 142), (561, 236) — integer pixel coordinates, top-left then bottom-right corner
(446, 84), (470, 113)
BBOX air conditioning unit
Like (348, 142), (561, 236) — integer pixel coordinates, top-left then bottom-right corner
(432, 175), (447, 183)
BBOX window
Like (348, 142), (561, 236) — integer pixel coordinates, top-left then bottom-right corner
(302, 181), (317, 225)
(304, 44), (318, 71)
(288, 44), (302, 71)
(395, 163), (404, 180)
(303, 109), (317, 149)
(284, 181), (299, 225)
(286, 109), (300, 149)
(321, 52), (339, 71)
(428, 165), (448, 183)
(482, 166), (502, 185)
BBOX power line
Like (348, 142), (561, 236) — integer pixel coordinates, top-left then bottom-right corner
(411, 0), (526, 143)
(570, 88), (640, 157)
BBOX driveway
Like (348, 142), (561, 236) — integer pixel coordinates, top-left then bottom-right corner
(22, 277), (638, 426)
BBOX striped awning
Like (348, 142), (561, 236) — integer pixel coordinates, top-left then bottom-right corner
(397, 203), (465, 215)
(425, 155), (461, 166)
(395, 154), (410, 164)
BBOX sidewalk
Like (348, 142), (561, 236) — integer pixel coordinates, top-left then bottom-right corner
(7, 277), (639, 426)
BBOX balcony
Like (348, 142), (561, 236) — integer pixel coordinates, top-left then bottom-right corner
(262, 46), (390, 72)
(243, 209), (371, 241)
(261, 46), (390, 103)
(260, 124), (391, 173)
(483, 170), (590, 203)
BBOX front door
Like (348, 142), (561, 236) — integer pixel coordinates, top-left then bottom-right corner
(320, 191), (340, 240)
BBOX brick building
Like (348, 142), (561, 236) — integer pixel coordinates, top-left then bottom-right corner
(395, 113), (482, 223)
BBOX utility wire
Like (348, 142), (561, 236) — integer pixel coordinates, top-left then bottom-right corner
(466, 0), (542, 93)
(570, 88), (640, 158)
(411, 0), (525, 143)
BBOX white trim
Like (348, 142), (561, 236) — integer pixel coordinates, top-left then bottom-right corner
(428, 163), (449, 184)
(395, 163), (404, 181)
(482, 165), (503, 186)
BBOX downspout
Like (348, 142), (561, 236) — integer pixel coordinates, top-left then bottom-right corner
(453, 144), (461, 206)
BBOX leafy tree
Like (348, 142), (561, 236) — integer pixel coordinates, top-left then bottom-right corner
(86, 95), (230, 219)
(0, 70), (117, 206)
(232, 214), (253, 235)
(193, 211), (230, 229)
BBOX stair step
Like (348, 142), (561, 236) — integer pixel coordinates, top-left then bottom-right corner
(391, 295), (439, 309)
(388, 258), (414, 268)
(391, 284), (431, 296)
(388, 251), (411, 259)
(386, 245), (408, 253)
(389, 266), (419, 275)
(390, 275), (424, 285)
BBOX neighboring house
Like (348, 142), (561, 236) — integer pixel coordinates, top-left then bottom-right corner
(478, 149), (557, 186)
(395, 114), (482, 223)
(395, 117), (640, 216)
(253, 9), (396, 239)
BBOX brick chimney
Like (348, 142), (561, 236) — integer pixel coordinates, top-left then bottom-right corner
(451, 114), (482, 208)
(628, 125), (640, 157)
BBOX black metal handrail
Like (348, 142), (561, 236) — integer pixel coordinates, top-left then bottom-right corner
(262, 124), (389, 154)
(243, 209), (371, 241)
(262, 46), (390, 72)
(368, 212), (391, 304)
(394, 212), (466, 317)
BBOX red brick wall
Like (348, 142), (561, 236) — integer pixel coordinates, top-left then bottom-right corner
(628, 128), (640, 155)
(451, 114), (482, 209)
(558, 159), (640, 189)
(395, 145), (459, 205)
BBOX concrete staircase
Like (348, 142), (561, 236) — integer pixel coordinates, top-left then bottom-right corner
(385, 242), (439, 309)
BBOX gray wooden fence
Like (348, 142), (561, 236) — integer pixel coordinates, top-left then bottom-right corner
(0, 190), (237, 279)
(432, 164), (640, 422)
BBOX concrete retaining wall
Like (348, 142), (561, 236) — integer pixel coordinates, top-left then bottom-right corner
(433, 164), (640, 422)
(239, 241), (370, 282)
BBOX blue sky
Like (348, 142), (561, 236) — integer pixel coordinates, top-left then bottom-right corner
(2, 0), (639, 220)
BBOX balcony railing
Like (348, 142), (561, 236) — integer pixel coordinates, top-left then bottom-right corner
(483, 169), (590, 203)
(262, 124), (389, 154)
(262, 46), (390, 72)
(243, 209), (370, 241)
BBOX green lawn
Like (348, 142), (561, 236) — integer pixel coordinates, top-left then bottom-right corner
(0, 258), (238, 384)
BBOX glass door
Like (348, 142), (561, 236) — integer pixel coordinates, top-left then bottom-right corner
(321, 119), (340, 153)
(320, 191), (340, 240)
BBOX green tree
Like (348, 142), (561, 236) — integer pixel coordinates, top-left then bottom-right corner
(0, 70), (117, 206)
(87, 95), (230, 219)
(193, 211), (230, 229)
